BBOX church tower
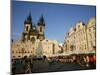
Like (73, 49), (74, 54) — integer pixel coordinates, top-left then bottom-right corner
(22, 13), (45, 42)
(24, 13), (32, 33)
(22, 13), (33, 41)
(37, 15), (45, 40)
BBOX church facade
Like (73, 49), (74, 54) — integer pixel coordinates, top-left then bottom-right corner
(22, 13), (45, 42)
(11, 13), (62, 59)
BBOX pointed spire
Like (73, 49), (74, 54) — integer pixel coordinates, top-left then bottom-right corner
(24, 12), (32, 24)
(24, 19), (27, 24)
(27, 12), (32, 21)
(38, 14), (45, 26)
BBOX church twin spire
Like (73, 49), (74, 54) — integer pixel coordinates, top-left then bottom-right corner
(38, 14), (45, 26)
(23, 12), (45, 41)
(24, 12), (32, 25)
(24, 12), (45, 27)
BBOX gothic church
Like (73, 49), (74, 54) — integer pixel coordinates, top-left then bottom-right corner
(22, 13), (45, 42)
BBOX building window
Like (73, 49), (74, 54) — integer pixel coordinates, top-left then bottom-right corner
(85, 44), (86, 49)
(26, 26), (28, 31)
(31, 37), (35, 43)
(46, 40), (48, 42)
(78, 25), (80, 28)
(52, 43), (55, 54)
(68, 33), (69, 35)
(13, 56), (15, 58)
(22, 48), (25, 52)
(67, 40), (69, 43)
(17, 44), (19, 47)
(40, 26), (42, 32)
(93, 26), (95, 30)
(29, 55), (32, 57)
(90, 41), (93, 48)
(74, 28), (76, 31)
(12, 51), (14, 53)
(89, 29), (91, 32)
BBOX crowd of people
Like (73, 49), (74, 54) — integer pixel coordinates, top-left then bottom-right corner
(12, 54), (96, 74)
(12, 58), (33, 74)
(12, 55), (48, 74)
(48, 54), (96, 68)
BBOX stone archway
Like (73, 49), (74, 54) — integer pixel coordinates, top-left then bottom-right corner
(31, 37), (35, 43)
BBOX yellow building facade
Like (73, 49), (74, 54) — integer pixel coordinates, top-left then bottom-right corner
(11, 39), (62, 59)
(11, 40), (35, 59)
(64, 17), (96, 54)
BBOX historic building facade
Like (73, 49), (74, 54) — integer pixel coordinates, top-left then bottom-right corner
(87, 17), (96, 51)
(11, 13), (96, 59)
(63, 17), (96, 54)
(11, 40), (35, 59)
(11, 13), (62, 59)
(41, 39), (62, 57)
(22, 13), (45, 42)
(11, 39), (62, 59)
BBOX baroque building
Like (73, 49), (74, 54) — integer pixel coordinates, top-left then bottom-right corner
(11, 40), (35, 59)
(11, 39), (62, 59)
(87, 17), (96, 51)
(63, 17), (96, 54)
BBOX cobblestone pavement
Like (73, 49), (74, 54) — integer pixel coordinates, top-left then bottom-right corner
(13, 59), (96, 74)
